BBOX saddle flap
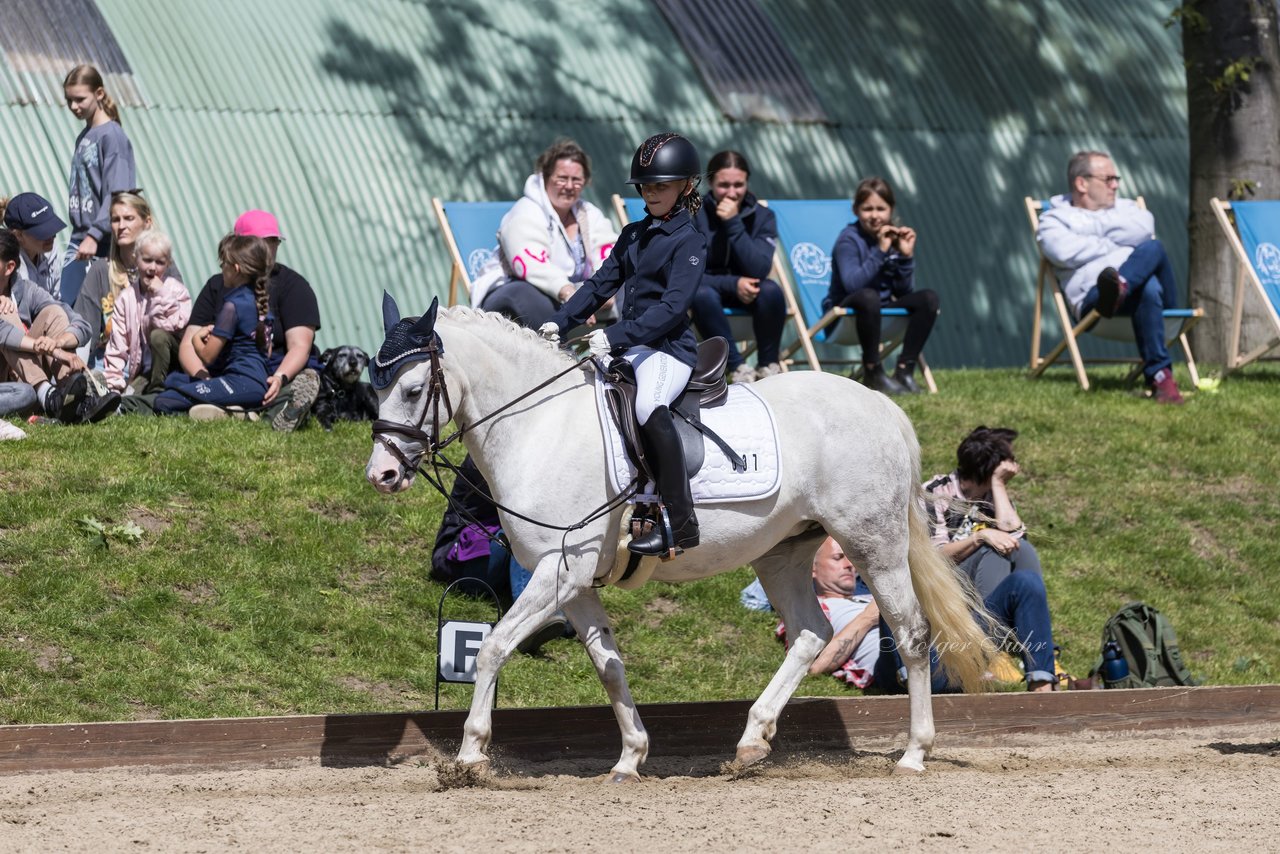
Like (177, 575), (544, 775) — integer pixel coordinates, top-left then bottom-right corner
(687, 337), (729, 407)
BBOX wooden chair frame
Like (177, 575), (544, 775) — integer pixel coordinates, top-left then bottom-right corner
(432, 198), (511, 308)
(1024, 196), (1203, 390)
(1209, 198), (1280, 375)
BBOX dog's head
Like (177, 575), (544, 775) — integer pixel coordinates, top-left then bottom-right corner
(320, 346), (370, 387)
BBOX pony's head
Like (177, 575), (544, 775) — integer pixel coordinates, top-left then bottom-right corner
(365, 291), (446, 493)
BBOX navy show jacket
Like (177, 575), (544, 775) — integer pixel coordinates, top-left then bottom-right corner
(552, 207), (706, 368)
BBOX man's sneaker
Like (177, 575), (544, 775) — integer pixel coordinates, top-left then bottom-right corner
(756, 362), (784, 379)
(272, 368), (320, 432)
(46, 372), (89, 423)
(0, 420), (27, 441)
(79, 390), (122, 423)
(1095, 268), (1129, 318)
(731, 363), (757, 384)
(1151, 368), (1185, 405)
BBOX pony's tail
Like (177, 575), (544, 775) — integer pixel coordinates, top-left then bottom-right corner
(907, 499), (997, 693)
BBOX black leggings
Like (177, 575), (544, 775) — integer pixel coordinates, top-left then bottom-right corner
(839, 287), (940, 367)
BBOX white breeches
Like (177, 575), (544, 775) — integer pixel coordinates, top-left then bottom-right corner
(623, 346), (692, 426)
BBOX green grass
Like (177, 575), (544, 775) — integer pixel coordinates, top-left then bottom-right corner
(2, 362), (1279, 723)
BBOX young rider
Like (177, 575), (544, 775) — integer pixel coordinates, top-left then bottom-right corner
(539, 132), (707, 556)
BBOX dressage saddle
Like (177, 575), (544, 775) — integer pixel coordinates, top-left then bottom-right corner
(602, 336), (743, 487)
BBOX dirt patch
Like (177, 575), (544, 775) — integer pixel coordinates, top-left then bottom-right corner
(335, 675), (415, 706)
(309, 501), (359, 524)
(127, 507), (172, 537)
(0, 723), (1277, 851)
(34, 645), (68, 673)
(176, 582), (217, 605)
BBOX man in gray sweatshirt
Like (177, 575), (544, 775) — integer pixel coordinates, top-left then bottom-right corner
(1036, 150), (1185, 404)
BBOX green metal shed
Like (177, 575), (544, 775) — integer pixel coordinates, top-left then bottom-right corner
(0, 0), (1187, 367)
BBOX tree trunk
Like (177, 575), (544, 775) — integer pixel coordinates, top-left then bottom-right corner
(1184, 0), (1280, 367)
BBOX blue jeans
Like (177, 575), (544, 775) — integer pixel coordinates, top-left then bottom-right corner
(0, 382), (39, 417)
(690, 277), (786, 369)
(1079, 239), (1177, 380)
(873, 567), (1056, 691)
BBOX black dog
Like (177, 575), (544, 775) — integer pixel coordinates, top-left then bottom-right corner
(313, 346), (379, 430)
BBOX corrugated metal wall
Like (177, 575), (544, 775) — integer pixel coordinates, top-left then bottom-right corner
(0, 0), (1187, 367)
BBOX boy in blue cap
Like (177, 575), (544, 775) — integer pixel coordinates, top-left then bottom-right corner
(2, 192), (67, 300)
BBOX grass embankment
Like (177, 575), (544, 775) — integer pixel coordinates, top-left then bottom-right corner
(2, 363), (1278, 723)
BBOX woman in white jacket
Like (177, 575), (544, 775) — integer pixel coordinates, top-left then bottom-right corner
(479, 139), (618, 328)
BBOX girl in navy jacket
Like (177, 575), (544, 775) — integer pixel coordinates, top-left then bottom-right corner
(691, 150), (786, 382)
(543, 133), (706, 557)
(825, 177), (939, 394)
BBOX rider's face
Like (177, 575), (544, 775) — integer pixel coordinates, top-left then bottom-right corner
(640, 180), (688, 218)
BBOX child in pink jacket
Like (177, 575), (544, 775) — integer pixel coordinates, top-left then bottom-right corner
(103, 228), (191, 394)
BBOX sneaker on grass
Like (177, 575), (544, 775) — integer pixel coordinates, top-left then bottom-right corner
(0, 420), (26, 440)
(272, 368), (320, 432)
(190, 404), (260, 422)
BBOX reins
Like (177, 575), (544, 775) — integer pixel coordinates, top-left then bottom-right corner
(370, 332), (640, 557)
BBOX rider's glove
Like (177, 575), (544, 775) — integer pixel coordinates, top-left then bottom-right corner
(537, 322), (561, 346)
(587, 329), (612, 357)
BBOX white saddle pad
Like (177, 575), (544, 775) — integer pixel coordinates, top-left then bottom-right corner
(595, 378), (782, 504)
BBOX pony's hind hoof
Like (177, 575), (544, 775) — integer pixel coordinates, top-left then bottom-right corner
(891, 761), (925, 776)
(608, 771), (641, 784)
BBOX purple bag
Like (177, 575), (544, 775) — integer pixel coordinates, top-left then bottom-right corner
(448, 522), (499, 564)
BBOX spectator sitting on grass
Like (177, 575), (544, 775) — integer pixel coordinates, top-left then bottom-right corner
(776, 536), (881, 689)
(2, 192), (66, 299)
(102, 228), (190, 395)
(178, 209), (321, 430)
(0, 229), (119, 424)
(876, 426), (1058, 694)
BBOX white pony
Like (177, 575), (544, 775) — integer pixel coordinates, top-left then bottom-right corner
(365, 296), (994, 779)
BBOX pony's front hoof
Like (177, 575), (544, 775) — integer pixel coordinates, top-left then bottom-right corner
(891, 760), (925, 776)
(435, 758), (491, 789)
(731, 742), (771, 771)
(608, 771), (641, 784)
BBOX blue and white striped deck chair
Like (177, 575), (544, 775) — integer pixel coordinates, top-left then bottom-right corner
(1211, 198), (1280, 376)
(1025, 197), (1203, 390)
(770, 199), (936, 391)
(610, 194), (818, 371)
(431, 199), (510, 307)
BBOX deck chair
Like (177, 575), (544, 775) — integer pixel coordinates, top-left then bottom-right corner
(770, 199), (937, 391)
(1024, 196), (1203, 390)
(611, 194), (817, 371)
(431, 199), (511, 307)
(1209, 198), (1280, 375)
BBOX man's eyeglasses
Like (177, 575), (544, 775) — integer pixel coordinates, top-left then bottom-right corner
(1085, 174), (1121, 186)
(551, 176), (585, 188)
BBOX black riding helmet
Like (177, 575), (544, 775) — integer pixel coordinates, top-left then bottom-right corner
(626, 132), (701, 185)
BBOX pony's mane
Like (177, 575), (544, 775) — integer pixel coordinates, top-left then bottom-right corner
(440, 305), (578, 367)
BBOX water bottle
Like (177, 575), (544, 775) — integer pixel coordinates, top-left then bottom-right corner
(1101, 641), (1129, 687)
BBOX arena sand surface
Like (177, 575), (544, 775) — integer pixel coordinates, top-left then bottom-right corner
(0, 722), (1276, 852)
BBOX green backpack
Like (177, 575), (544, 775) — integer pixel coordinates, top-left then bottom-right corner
(1091, 602), (1200, 688)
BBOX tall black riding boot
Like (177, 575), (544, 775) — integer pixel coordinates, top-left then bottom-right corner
(629, 406), (699, 556)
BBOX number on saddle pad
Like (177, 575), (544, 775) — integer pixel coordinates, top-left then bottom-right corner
(1091, 602), (1199, 688)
